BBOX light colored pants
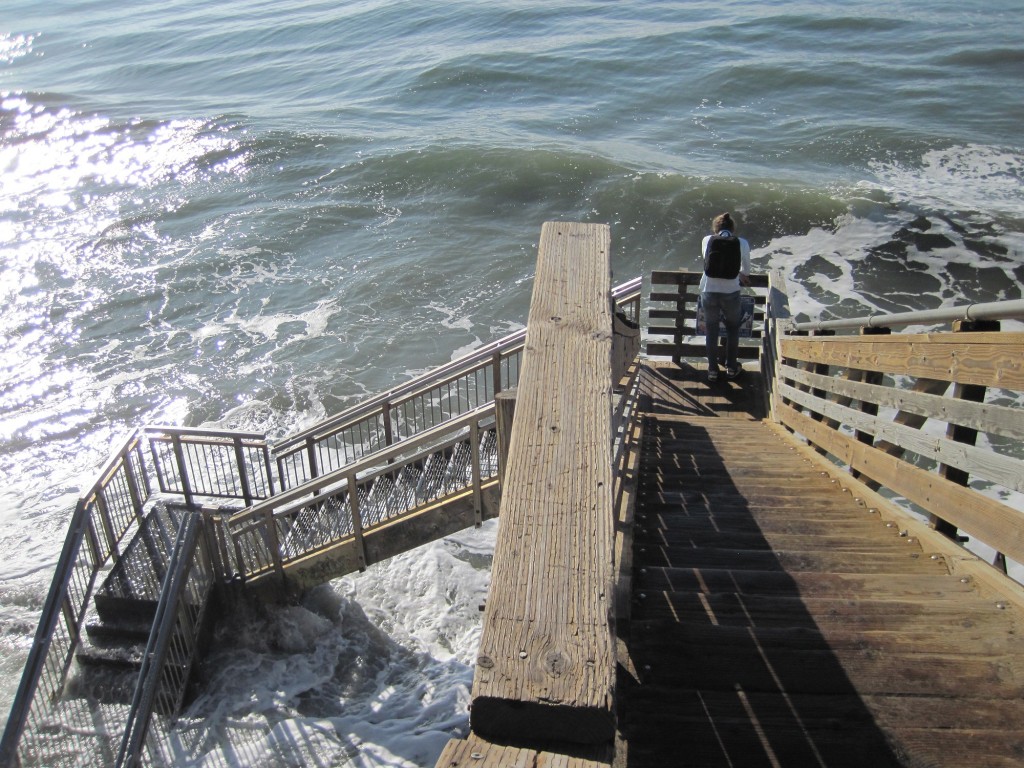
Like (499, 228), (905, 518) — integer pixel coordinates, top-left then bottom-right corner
(702, 290), (742, 371)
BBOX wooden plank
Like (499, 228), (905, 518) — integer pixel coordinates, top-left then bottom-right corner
(435, 736), (610, 768)
(782, 364), (1024, 440)
(765, 419), (1024, 611)
(634, 567), (978, 599)
(651, 271), (770, 289)
(780, 332), (1024, 389)
(778, 380), (1024, 491)
(776, 401), (1024, 565)
(470, 222), (616, 745)
(646, 342), (760, 359)
(632, 591), (1016, 632)
(622, 688), (1024, 768)
(643, 546), (943, 574)
(623, 395), (1024, 767)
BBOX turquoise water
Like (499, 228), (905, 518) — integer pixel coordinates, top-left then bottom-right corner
(2, 0), (1023, 763)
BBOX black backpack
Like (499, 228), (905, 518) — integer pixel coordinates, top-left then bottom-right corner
(704, 233), (741, 279)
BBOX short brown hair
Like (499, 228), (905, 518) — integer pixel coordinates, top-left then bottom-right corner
(712, 212), (735, 233)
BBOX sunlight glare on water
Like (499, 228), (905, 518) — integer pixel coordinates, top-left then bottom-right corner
(1, 0), (1023, 762)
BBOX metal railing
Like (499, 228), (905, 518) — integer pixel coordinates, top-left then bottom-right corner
(2, 278), (643, 767)
(226, 406), (499, 587)
(273, 278), (642, 490)
(146, 426), (275, 507)
(0, 427), (269, 768)
(117, 511), (216, 767)
(790, 297), (1024, 333)
(1, 433), (148, 767)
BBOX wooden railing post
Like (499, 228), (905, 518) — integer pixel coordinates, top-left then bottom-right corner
(495, 389), (517, 489)
(348, 473), (367, 571)
(932, 319), (1001, 541)
(671, 280), (688, 365)
(849, 326), (890, 479)
(233, 438), (255, 507)
(763, 269), (791, 422)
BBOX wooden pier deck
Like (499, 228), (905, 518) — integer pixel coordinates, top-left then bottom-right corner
(615, 361), (1024, 767)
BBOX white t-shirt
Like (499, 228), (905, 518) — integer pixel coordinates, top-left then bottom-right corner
(698, 230), (751, 293)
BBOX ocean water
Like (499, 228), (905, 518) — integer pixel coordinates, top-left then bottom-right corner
(2, 0), (1023, 764)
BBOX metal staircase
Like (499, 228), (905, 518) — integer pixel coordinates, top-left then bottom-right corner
(0, 278), (642, 768)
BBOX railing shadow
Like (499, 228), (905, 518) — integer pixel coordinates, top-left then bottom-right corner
(637, 363), (765, 419)
(621, 417), (907, 766)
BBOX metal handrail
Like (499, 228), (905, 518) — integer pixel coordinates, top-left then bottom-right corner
(275, 277), (642, 451)
(231, 405), (496, 527)
(271, 278), (642, 489)
(2, 277), (644, 766)
(0, 501), (90, 765)
(791, 298), (1024, 333)
(0, 425), (269, 767)
(145, 426), (274, 507)
(226, 405), (499, 584)
(116, 512), (204, 767)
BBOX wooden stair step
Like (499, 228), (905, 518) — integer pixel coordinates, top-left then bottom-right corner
(633, 528), (913, 553)
(627, 616), (1022, 656)
(633, 545), (944, 574)
(619, 686), (903, 768)
(632, 566), (978, 599)
(635, 511), (901, 537)
(628, 591), (1004, 630)
(629, 632), (1024, 697)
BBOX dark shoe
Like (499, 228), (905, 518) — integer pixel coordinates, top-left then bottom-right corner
(726, 366), (741, 380)
(707, 370), (719, 383)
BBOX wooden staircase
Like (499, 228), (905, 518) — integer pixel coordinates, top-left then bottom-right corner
(616, 365), (1024, 767)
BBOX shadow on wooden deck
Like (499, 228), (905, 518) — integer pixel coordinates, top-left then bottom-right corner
(615, 390), (1024, 767)
(638, 361), (766, 421)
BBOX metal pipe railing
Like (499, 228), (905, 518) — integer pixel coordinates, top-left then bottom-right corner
(791, 298), (1024, 333)
(272, 278), (642, 489)
(116, 512), (204, 767)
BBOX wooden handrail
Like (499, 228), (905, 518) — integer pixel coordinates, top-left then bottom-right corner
(772, 315), (1024, 571)
(470, 221), (616, 745)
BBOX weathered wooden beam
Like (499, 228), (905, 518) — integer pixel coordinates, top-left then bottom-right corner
(470, 222), (616, 745)
(780, 332), (1024, 389)
(776, 401), (1024, 564)
(436, 735), (611, 768)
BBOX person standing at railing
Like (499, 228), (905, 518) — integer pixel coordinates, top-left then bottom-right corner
(700, 212), (751, 382)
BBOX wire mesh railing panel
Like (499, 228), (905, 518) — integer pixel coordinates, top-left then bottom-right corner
(5, 500), (140, 768)
(229, 414), (500, 577)
(18, 698), (127, 767)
